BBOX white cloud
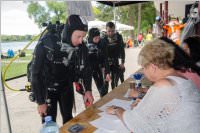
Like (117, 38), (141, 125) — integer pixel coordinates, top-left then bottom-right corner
(1, 1), (41, 35)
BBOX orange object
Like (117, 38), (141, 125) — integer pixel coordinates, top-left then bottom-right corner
(163, 20), (185, 45)
(127, 39), (133, 48)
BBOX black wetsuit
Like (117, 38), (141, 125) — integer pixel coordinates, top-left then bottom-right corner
(31, 32), (91, 124)
(87, 40), (109, 97)
(102, 32), (125, 89)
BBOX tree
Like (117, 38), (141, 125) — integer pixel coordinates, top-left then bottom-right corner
(116, 5), (137, 39)
(27, 1), (67, 29)
(140, 2), (156, 33)
(46, 1), (67, 23)
(137, 3), (142, 36)
(27, 2), (50, 29)
(94, 3), (113, 21)
(94, 2), (156, 40)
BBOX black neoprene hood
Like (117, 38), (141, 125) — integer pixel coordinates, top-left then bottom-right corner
(62, 14), (88, 44)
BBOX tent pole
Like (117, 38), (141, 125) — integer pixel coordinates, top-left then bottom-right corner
(160, 3), (162, 18)
(1, 74), (12, 133)
(164, 1), (168, 24)
(113, 3), (117, 29)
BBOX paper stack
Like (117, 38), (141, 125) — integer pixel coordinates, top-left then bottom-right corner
(90, 99), (132, 133)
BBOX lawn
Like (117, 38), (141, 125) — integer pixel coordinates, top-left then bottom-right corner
(1, 49), (33, 80)
(24, 49), (34, 55)
(2, 63), (28, 79)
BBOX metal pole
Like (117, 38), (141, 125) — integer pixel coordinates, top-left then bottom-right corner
(113, 3), (117, 29)
(162, 10), (164, 20)
(164, 1), (168, 24)
(160, 3), (162, 18)
(197, 1), (200, 35)
(198, 1), (200, 16)
(1, 74), (12, 133)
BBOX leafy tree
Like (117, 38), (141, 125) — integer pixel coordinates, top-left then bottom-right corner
(140, 2), (156, 33)
(92, 6), (101, 17)
(46, 1), (67, 23)
(1, 35), (34, 42)
(94, 3), (113, 21)
(27, 1), (67, 29)
(27, 2), (50, 28)
(137, 3), (142, 36)
(94, 2), (156, 40)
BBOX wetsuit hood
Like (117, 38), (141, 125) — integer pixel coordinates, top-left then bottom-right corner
(88, 28), (100, 44)
(62, 14), (88, 45)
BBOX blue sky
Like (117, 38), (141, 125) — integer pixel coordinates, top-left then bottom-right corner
(1, 1), (97, 35)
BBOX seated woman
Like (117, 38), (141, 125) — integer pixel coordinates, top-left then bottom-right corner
(181, 35), (200, 90)
(106, 37), (200, 133)
(129, 36), (200, 108)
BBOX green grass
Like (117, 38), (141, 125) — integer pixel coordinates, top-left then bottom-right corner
(2, 62), (28, 80)
(18, 55), (33, 60)
(2, 49), (33, 61)
(1, 49), (33, 79)
(24, 49), (34, 55)
(2, 55), (32, 62)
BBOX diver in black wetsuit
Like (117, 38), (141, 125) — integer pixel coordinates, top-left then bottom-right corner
(31, 15), (94, 124)
(87, 28), (110, 97)
(101, 22), (125, 90)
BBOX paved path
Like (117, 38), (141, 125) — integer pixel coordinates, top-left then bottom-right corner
(1, 48), (141, 133)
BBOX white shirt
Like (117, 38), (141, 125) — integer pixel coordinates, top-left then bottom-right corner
(123, 76), (200, 133)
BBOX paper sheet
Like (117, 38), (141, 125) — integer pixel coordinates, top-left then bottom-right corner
(94, 128), (117, 133)
(90, 117), (130, 132)
(98, 112), (119, 121)
(98, 99), (132, 111)
(89, 99), (132, 132)
(124, 89), (131, 98)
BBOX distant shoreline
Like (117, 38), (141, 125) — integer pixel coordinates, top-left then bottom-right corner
(1, 41), (37, 53)
(1, 40), (31, 43)
(1, 34), (35, 43)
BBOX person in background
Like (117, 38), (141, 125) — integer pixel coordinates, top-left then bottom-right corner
(146, 31), (153, 41)
(181, 35), (200, 90)
(163, 17), (185, 45)
(102, 22), (125, 91)
(126, 36), (133, 48)
(152, 16), (164, 38)
(32, 15), (94, 124)
(87, 28), (110, 97)
(137, 33), (143, 47)
(106, 37), (200, 133)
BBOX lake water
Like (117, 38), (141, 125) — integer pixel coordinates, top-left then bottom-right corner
(1, 41), (38, 53)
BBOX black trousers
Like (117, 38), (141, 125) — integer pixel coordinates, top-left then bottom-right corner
(105, 65), (120, 91)
(118, 67), (125, 83)
(43, 85), (74, 124)
(90, 66), (106, 97)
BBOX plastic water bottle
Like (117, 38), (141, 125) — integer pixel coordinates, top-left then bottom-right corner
(40, 116), (59, 133)
(132, 73), (143, 90)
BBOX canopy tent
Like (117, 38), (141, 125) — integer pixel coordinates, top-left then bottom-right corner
(88, 20), (134, 31)
(88, 20), (106, 29)
(97, 1), (149, 27)
(114, 21), (134, 31)
(98, 1), (148, 7)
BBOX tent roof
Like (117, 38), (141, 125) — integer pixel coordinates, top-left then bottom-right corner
(88, 20), (134, 31)
(98, 1), (149, 7)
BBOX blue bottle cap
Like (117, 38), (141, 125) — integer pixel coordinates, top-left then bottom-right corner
(133, 73), (143, 80)
(44, 116), (52, 122)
